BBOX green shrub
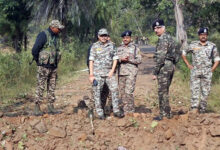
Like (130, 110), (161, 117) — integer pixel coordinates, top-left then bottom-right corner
(148, 33), (158, 45)
(0, 52), (36, 102)
(0, 41), (88, 105)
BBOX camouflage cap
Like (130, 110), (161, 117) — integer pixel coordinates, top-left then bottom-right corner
(50, 20), (65, 29)
(98, 28), (109, 36)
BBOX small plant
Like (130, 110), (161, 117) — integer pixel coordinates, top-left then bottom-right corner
(150, 121), (158, 133)
(129, 118), (139, 128)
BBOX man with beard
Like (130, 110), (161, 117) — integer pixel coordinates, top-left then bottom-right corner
(117, 30), (142, 114)
(182, 27), (220, 113)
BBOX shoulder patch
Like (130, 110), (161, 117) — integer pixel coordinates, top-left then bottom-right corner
(96, 48), (103, 51)
(207, 41), (215, 46)
(192, 47), (201, 51)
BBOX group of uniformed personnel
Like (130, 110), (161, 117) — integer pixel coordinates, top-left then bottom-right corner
(88, 29), (142, 119)
(152, 19), (219, 120)
(31, 19), (219, 121)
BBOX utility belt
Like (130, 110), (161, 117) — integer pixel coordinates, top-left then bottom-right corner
(165, 57), (175, 64)
(120, 62), (138, 67)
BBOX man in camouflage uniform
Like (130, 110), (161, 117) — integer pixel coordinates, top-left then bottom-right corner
(32, 20), (64, 116)
(182, 27), (220, 113)
(89, 28), (124, 119)
(117, 30), (142, 114)
(152, 19), (178, 120)
(85, 35), (112, 116)
(101, 35), (113, 115)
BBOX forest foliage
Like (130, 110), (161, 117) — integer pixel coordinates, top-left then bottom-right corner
(0, 0), (219, 106)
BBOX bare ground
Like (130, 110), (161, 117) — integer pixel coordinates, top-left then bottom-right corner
(0, 50), (220, 150)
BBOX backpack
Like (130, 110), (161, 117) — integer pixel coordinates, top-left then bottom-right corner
(166, 39), (182, 65)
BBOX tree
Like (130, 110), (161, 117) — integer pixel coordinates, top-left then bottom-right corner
(0, 0), (32, 52)
(173, 0), (187, 47)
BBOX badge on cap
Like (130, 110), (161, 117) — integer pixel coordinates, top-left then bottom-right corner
(156, 22), (159, 26)
(126, 32), (129, 36)
(204, 29), (207, 33)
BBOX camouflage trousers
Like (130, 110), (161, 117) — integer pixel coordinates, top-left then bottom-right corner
(190, 69), (212, 111)
(119, 74), (137, 113)
(92, 75), (120, 117)
(86, 83), (112, 110)
(157, 62), (174, 116)
(35, 66), (57, 104)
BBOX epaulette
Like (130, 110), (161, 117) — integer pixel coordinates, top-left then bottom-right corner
(207, 41), (216, 47)
(190, 41), (199, 45)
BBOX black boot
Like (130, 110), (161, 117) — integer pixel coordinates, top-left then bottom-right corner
(34, 103), (43, 116)
(153, 115), (163, 121)
(114, 111), (124, 118)
(166, 113), (173, 119)
(199, 108), (206, 114)
(98, 115), (106, 120)
(47, 103), (61, 115)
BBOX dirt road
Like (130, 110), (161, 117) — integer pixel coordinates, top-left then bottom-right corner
(0, 47), (220, 150)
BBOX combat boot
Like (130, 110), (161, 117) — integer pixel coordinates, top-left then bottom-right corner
(114, 111), (124, 118)
(166, 113), (173, 119)
(153, 115), (163, 121)
(47, 103), (61, 115)
(34, 103), (43, 116)
(98, 115), (106, 120)
(199, 108), (206, 114)
(189, 107), (198, 114)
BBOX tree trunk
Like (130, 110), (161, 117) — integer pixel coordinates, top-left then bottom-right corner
(13, 37), (22, 53)
(174, 0), (188, 48)
(24, 34), (27, 51)
(13, 28), (23, 53)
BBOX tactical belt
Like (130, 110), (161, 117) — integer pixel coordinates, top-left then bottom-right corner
(165, 58), (175, 64)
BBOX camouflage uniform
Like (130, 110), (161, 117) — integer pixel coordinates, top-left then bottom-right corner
(118, 43), (142, 113)
(35, 66), (57, 103)
(34, 29), (61, 104)
(182, 41), (220, 111)
(89, 41), (120, 117)
(101, 40), (115, 110)
(153, 32), (176, 117)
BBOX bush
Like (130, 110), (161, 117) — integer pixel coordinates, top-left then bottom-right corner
(0, 41), (88, 105)
(0, 52), (36, 103)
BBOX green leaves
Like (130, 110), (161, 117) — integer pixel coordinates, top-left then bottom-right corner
(151, 121), (158, 128)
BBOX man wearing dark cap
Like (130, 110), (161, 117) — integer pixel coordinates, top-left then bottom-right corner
(117, 30), (142, 114)
(32, 20), (64, 116)
(89, 28), (124, 119)
(182, 27), (220, 113)
(152, 19), (179, 120)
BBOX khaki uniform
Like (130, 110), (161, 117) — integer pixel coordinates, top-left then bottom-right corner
(118, 43), (142, 113)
